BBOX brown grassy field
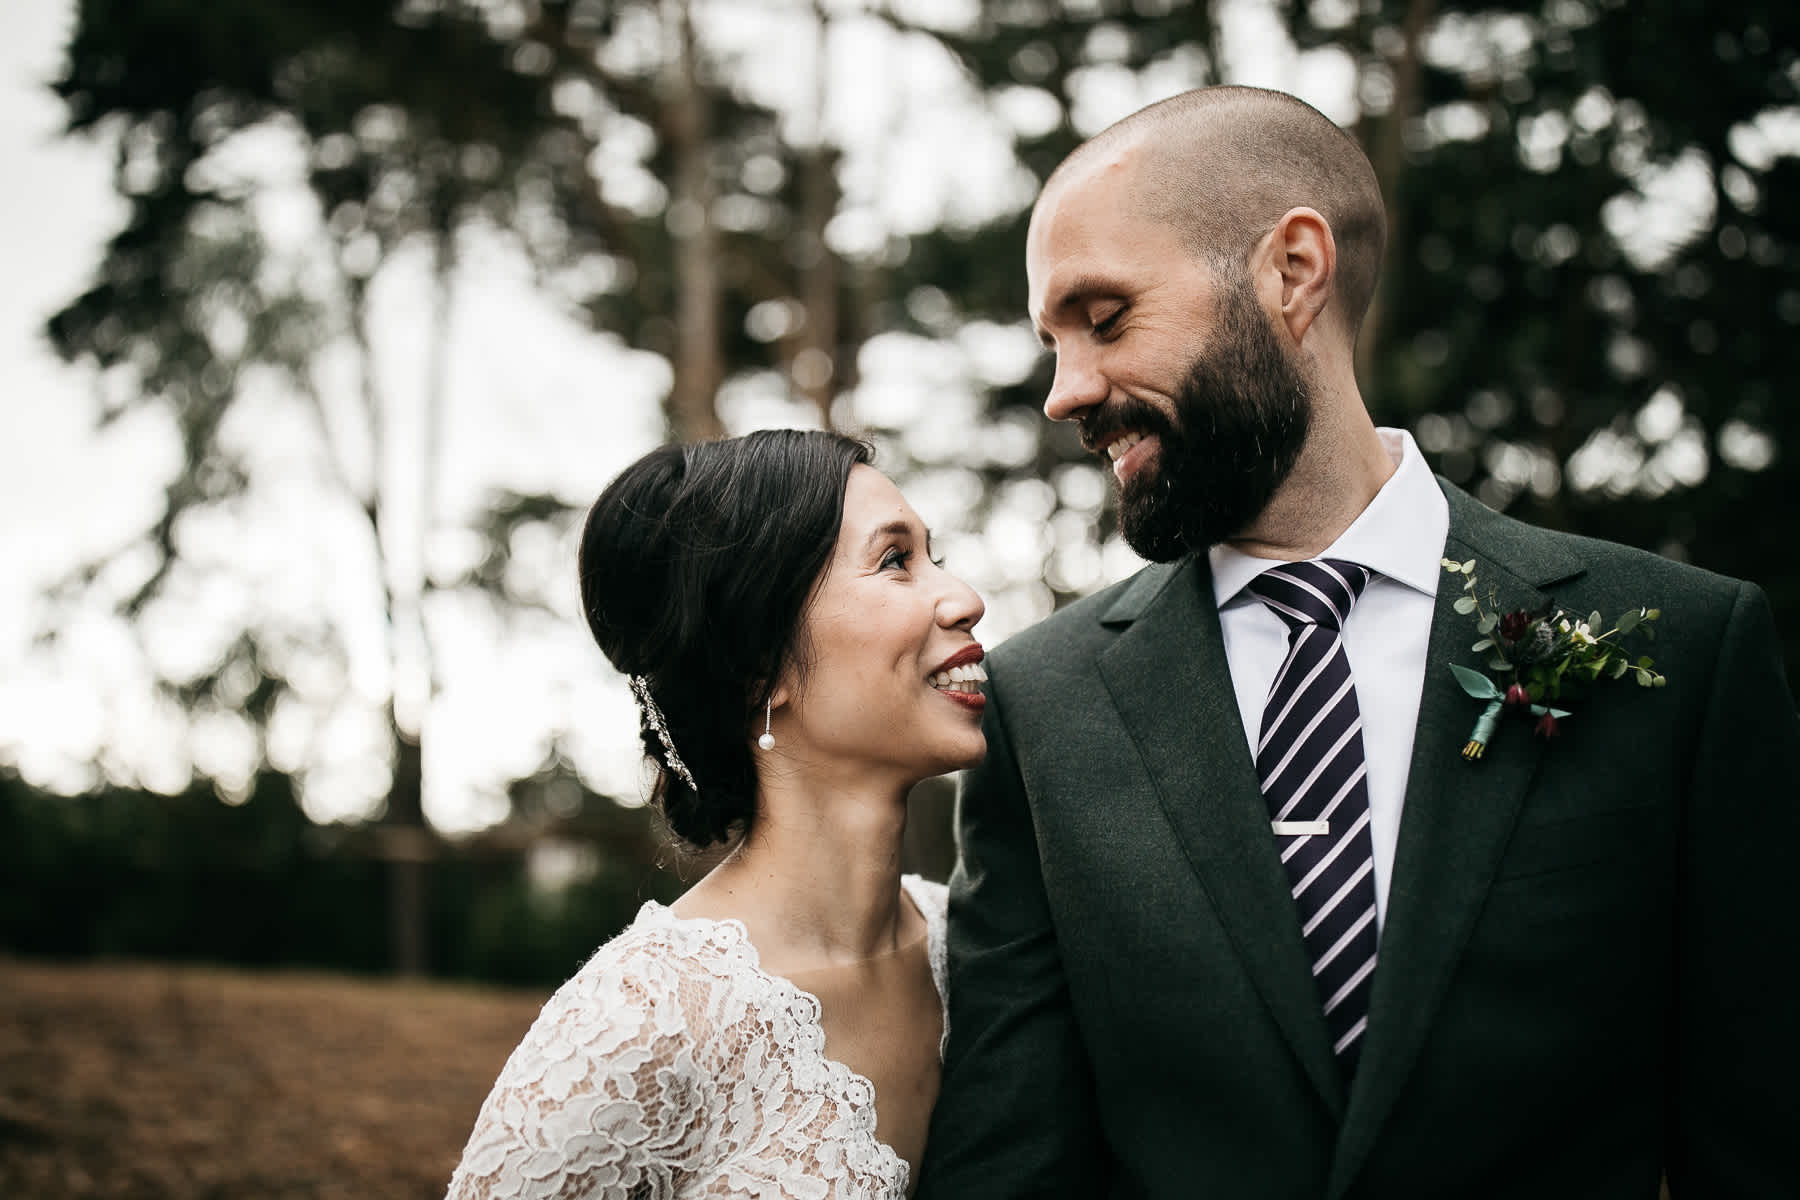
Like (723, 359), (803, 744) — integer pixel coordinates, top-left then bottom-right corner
(0, 958), (548, 1199)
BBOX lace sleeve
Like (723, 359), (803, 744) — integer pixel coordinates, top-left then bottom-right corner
(446, 936), (717, 1200)
(900, 874), (950, 1059)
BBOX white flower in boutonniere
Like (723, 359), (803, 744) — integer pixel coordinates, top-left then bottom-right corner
(1441, 557), (1667, 761)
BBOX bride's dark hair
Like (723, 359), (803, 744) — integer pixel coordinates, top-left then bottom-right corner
(578, 429), (873, 848)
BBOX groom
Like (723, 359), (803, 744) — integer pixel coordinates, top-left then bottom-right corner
(917, 86), (1800, 1198)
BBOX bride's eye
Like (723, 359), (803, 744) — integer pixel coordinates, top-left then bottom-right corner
(880, 547), (912, 571)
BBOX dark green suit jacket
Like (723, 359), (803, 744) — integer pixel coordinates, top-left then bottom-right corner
(917, 481), (1800, 1198)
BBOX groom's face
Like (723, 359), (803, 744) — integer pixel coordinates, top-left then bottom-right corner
(1027, 159), (1313, 560)
(1110, 277), (1314, 561)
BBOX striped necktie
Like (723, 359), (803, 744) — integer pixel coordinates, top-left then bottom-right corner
(1245, 558), (1378, 1075)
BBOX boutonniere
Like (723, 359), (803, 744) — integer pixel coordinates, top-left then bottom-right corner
(1440, 557), (1666, 760)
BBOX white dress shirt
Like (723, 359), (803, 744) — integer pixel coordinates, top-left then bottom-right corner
(1206, 428), (1449, 930)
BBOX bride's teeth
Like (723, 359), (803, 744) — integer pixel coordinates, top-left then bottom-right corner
(930, 660), (986, 692)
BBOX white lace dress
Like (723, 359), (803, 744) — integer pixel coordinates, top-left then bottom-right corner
(446, 874), (948, 1200)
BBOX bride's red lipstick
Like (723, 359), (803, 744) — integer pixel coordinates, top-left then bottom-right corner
(929, 644), (985, 676)
(929, 644), (987, 714)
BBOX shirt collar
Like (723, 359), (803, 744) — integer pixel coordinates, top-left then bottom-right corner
(1209, 427), (1449, 607)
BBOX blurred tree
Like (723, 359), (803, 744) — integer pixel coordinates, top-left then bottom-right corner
(44, 0), (1798, 985)
(1315, 0), (1800, 685)
(44, 0), (998, 967)
(49, 0), (587, 974)
(896, 0), (1799, 687)
(42, 0), (943, 964)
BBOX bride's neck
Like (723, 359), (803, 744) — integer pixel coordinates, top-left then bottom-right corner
(675, 775), (913, 969)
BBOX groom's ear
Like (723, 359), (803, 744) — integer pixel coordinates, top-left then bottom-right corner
(1254, 206), (1336, 347)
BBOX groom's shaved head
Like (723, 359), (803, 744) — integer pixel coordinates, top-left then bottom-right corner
(1044, 86), (1388, 338)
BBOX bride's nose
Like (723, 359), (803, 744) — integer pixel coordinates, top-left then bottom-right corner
(936, 570), (984, 631)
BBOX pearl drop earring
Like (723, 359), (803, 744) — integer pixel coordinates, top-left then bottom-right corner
(757, 698), (776, 751)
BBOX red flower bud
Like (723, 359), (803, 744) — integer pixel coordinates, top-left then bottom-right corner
(1499, 611), (1533, 643)
(1504, 683), (1531, 709)
(1535, 713), (1559, 740)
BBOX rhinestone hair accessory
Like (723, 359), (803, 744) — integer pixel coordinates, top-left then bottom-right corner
(629, 675), (697, 793)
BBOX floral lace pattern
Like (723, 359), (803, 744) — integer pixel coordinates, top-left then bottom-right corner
(446, 875), (948, 1199)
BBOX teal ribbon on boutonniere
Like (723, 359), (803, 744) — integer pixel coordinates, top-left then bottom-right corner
(1441, 558), (1666, 761)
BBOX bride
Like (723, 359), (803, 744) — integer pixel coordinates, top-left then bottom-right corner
(446, 429), (987, 1199)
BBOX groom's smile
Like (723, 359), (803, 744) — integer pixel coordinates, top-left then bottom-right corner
(1080, 398), (1177, 487)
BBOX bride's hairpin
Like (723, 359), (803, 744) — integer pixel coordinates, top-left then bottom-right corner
(630, 675), (698, 793)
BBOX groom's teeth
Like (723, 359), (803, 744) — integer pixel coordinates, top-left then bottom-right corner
(1107, 431), (1144, 462)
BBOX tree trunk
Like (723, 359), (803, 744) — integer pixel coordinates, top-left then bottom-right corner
(793, 143), (840, 429)
(793, 4), (841, 430)
(343, 241), (444, 978)
(1355, 0), (1438, 384)
(384, 723), (431, 977)
(379, 226), (456, 978)
(664, 0), (726, 443)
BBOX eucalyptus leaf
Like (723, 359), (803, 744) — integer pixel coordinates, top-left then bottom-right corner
(1617, 609), (1640, 634)
(1488, 653), (1512, 671)
(1454, 595), (1478, 614)
(1478, 612), (1498, 634)
(1588, 610), (1602, 630)
(1450, 663), (1503, 700)
(1636, 669), (1652, 686)
(1460, 559), (1476, 573)
(1610, 656), (1630, 679)
(1472, 638), (1494, 653)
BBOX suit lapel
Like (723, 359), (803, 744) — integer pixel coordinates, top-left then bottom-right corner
(1327, 482), (1587, 1196)
(1096, 557), (1348, 1117)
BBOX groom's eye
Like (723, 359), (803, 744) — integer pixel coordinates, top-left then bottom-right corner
(1092, 306), (1125, 338)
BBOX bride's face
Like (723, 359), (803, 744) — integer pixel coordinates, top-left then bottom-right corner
(776, 465), (987, 783)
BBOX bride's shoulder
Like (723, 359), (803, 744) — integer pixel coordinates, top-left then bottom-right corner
(446, 903), (752, 1197)
(544, 900), (760, 1021)
(901, 873), (948, 924)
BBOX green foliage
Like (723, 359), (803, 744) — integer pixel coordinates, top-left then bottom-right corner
(0, 769), (385, 968)
(0, 768), (680, 987)
(1443, 556), (1664, 705)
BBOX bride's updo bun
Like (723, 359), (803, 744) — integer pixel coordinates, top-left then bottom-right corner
(578, 429), (873, 849)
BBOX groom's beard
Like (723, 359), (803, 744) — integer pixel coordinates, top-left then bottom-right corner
(1091, 285), (1314, 563)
